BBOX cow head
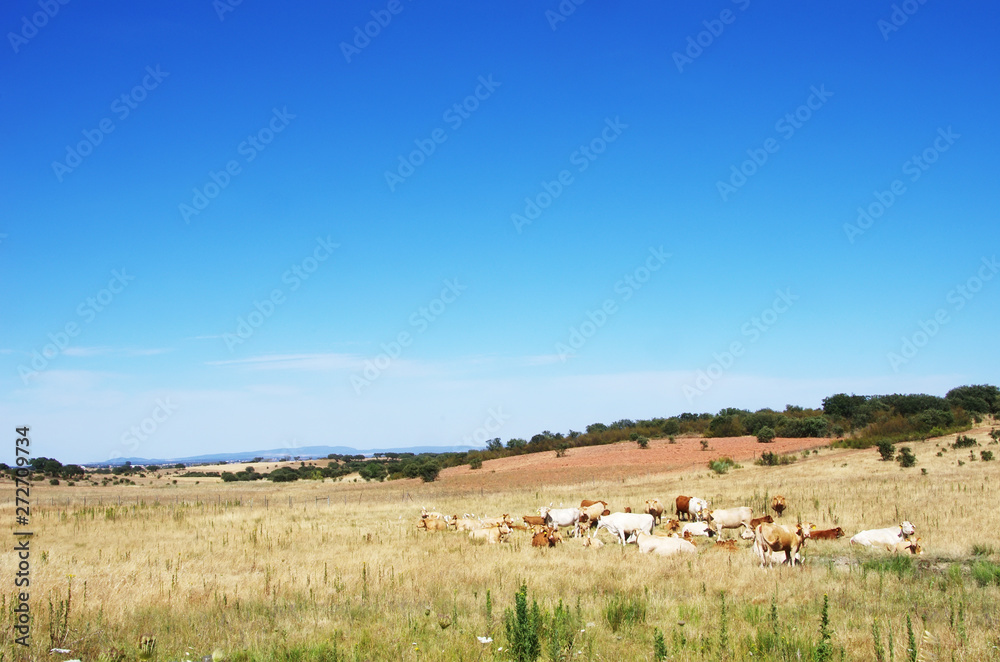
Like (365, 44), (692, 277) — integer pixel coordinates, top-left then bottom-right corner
(900, 521), (916, 537)
(834, 527), (844, 538)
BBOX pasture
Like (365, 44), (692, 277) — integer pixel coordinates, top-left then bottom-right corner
(3, 427), (1000, 661)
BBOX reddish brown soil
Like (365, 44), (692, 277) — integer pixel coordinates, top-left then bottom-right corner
(441, 435), (830, 490)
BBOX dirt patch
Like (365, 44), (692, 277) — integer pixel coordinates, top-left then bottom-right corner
(442, 435), (829, 490)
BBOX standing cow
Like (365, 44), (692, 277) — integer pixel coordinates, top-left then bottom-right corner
(771, 495), (787, 517)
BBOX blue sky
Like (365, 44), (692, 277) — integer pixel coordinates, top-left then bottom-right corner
(2, 1), (997, 463)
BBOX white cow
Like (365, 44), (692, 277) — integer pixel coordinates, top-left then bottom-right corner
(681, 521), (716, 538)
(688, 497), (710, 521)
(628, 531), (697, 556)
(540, 507), (583, 537)
(595, 512), (655, 545)
(704, 507), (753, 539)
(850, 522), (915, 548)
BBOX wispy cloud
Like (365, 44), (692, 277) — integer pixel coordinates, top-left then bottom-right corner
(205, 353), (363, 371)
(62, 346), (172, 358)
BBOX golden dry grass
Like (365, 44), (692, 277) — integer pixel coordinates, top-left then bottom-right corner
(3, 426), (1000, 661)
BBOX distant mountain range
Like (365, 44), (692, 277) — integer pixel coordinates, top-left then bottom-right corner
(91, 444), (478, 467)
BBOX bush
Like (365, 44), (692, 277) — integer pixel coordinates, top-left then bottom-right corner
(635, 436), (649, 449)
(896, 447), (917, 468)
(49, 478), (59, 485)
(709, 457), (740, 474)
(953, 435), (978, 449)
(981, 450), (994, 462)
(756, 452), (796, 467)
(876, 440), (895, 461)
(469, 456), (483, 470)
(504, 583), (541, 662)
(927, 426), (947, 438)
(756, 426), (776, 444)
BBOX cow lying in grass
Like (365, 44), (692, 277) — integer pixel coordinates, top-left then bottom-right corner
(627, 531), (697, 557)
(849, 521), (915, 548)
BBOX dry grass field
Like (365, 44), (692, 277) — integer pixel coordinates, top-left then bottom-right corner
(3, 426), (1000, 661)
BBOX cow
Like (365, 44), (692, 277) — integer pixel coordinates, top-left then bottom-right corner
(522, 515), (546, 528)
(417, 517), (448, 532)
(582, 535), (604, 548)
(753, 522), (809, 568)
(681, 521), (716, 538)
(770, 495), (786, 518)
(676, 496), (710, 521)
(480, 514), (514, 528)
(809, 527), (845, 540)
(624, 506), (632, 513)
(532, 526), (560, 548)
(663, 518), (682, 534)
(703, 507), (753, 539)
(540, 507), (584, 536)
(627, 531), (698, 557)
(451, 518), (481, 532)
(714, 538), (738, 551)
(580, 499), (607, 508)
(580, 502), (609, 528)
(849, 522), (916, 548)
(888, 537), (922, 555)
(596, 512), (655, 545)
(675, 496), (691, 521)
(644, 499), (665, 525)
(750, 515), (773, 529)
(470, 524), (511, 544)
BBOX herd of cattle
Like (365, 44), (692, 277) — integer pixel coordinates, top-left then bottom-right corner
(417, 494), (922, 568)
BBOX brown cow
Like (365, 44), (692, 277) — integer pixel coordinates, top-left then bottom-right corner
(580, 499), (606, 508)
(771, 495), (787, 517)
(753, 522), (809, 567)
(675, 496), (691, 521)
(531, 526), (560, 548)
(714, 538), (738, 551)
(809, 527), (844, 540)
(750, 515), (774, 529)
(663, 518), (682, 534)
(624, 506), (632, 513)
(887, 537), (922, 555)
(522, 515), (546, 528)
(644, 499), (665, 525)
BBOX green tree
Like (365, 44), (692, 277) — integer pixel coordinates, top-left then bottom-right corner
(897, 446), (917, 468)
(756, 426), (776, 444)
(876, 440), (895, 461)
(419, 462), (440, 483)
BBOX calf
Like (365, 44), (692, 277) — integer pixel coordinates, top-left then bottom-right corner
(582, 535), (604, 548)
(531, 526), (560, 548)
(522, 515), (546, 528)
(809, 527), (844, 540)
(681, 521), (716, 538)
(714, 539), (738, 551)
(417, 517), (448, 531)
(887, 537), (922, 555)
(663, 518), (682, 534)
(644, 499), (665, 525)
(770, 495), (786, 517)
(750, 515), (773, 529)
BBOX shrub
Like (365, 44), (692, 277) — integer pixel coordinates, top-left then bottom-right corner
(469, 456), (483, 470)
(953, 435), (978, 449)
(756, 426), (776, 444)
(653, 628), (667, 661)
(49, 478), (59, 485)
(981, 450), (994, 462)
(504, 583), (541, 662)
(668, 435), (676, 444)
(636, 436), (649, 449)
(876, 440), (895, 461)
(709, 457), (740, 474)
(700, 440), (709, 451)
(927, 426), (947, 438)
(756, 452), (796, 466)
(896, 447), (917, 468)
